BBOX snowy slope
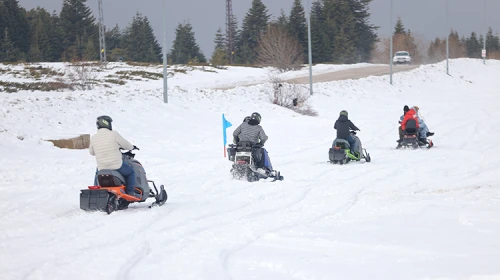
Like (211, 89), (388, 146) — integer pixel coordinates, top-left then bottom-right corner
(0, 59), (499, 280)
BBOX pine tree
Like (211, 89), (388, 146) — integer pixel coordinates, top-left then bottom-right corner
(214, 27), (226, 50)
(288, 0), (307, 60)
(394, 17), (406, 35)
(388, 18), (420, 63)
(106, 25), (122, 50)
(47, 11), (64, 61)
(0, 2), (5, 37)
(427, 37), (445, 63)
(479, 34), (485, 53)
(346, 0), (378, 62)
(274, 9), (289, 30)
(141, 16), (162, 62)
(83, 38), (96, 60)
(333, 28), (356, 63)
(27, 7), (57, 62)
(211, 27), (227, 66)
(486, 27), (500, 52)
(310, 0), (331, 63)
(122, 13), (162, 62)
(210, 47), (227, 67)
(227, 14), (239, 63)
(105, 25), (123, 61)
(169, 21), (206, 64)
(0, 28), (20, 62)
(0, 0), (30, 58)
(236, 0), (270, 64)
(60, 0), (97, 60)
(465, 32), (481, 58)
(331, 0), (356, 63)
(318, 0), (340, 62)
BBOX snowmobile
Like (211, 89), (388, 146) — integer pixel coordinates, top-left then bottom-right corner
(80, 149), (168, 214)
(227, 141), (284, 182)
(329, 131), (371, 164)
(396, 119), (434, 149)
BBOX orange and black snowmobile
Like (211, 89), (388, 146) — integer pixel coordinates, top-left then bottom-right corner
(80, 149), (167, 214)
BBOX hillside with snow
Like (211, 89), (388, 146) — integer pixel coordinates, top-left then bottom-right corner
(0, 59), (499, 280)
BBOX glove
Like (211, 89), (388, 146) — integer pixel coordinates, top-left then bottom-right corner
(133, 145), (140, 150)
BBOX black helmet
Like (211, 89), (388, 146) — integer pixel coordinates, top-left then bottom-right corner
(403, 105), (409, 113)
(251, 112), (262, 124)
(96, 115), (113, 130)
(340, 110), (348, 117)
(243, 116), (251, 123)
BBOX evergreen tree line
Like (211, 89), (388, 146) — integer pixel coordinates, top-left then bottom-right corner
(2, 0), (500, 65)
(428, 27), (500, 62)
(0, 0), (162, 63)
(374, 17), (500, 64)
(195, 0), (379, 66)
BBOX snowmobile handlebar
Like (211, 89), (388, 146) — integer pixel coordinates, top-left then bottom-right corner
(119, 146), (139, 151)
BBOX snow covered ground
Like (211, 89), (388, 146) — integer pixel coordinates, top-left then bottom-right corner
(0, 59), (499, 280)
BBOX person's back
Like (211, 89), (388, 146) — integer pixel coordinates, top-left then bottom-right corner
(401, 107), (419, 131)
(334, 111), (359, 140)
(233, 113), (268, 145)
(90, 128), (133, 170)
(89, 115), (138, 198)
(233, 112), (273, 175)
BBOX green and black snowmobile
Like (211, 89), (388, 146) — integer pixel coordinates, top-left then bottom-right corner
(329, 131), (371, 164)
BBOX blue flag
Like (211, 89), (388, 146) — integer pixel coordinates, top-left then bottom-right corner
(222, 114), (232, 147)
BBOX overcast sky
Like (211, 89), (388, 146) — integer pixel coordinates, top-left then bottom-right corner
(19, 0), (500, 57)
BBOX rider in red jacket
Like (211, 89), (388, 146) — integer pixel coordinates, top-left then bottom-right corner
(401, 107), (419, 131)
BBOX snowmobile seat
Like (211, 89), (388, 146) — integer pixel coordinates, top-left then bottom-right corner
(236, 141), (254, 152)
(404, 119), (418, 135)
(332, 138), (350, 149)
(97, 170), (125, 187)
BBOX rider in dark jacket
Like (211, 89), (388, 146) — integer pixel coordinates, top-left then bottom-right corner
(334, 110), (360, 153)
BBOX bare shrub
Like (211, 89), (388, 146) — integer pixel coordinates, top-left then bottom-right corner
(266, 75), (317, 116)
(116, 70), (163, 80)
(65, 61), (99, 90)
(0, 80), (73, 92)
(256, 25), (304, 73)
(27, 66), (63, 79)
(427, 35), (467, 63)
(490, 50), (500, 60)
(449, 35), (467, 58)
(369, 41), (386, 64)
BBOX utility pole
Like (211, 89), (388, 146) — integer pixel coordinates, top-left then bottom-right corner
(226, 0), (234, 64)
(390, 0), (393, 85)
(483, 0), (487, 65)
(446, 0), (449, 75)
(98, 0), (107, 64)
(162, 0), (168, 103)
(306, 0), (313, 95)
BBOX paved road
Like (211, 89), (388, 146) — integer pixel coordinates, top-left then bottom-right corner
(215, 64), (419, 90)
(286, 65), (420, 84)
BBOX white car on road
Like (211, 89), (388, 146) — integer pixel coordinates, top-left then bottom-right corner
(393, 51), (412, 65)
